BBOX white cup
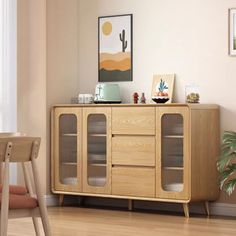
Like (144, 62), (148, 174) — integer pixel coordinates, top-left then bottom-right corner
(78, 94), (93, 104)
(84, 94), (93, 104)
(78, 94), (84, 104)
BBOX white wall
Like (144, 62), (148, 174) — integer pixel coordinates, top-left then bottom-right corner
(78, 0), (236, 203)
(0, 0), (17, 184)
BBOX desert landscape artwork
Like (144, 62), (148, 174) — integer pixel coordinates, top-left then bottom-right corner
(229, 9), (236, 56)
(234, 11), (236, 50)
(98, 14), (133, 82)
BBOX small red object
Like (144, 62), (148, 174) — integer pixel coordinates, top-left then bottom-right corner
(133, 92), (139, 104)
(140, 93), (146, 104)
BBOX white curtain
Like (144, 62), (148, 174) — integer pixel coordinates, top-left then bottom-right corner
(0, 0), (17, 132)
(0, 0), (17, 183)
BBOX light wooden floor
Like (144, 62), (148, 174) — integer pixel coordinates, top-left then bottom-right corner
(7, 207), (236, 236)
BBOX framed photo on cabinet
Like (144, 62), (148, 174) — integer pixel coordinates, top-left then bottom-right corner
(229, 8), (236, 56)
(151, 74), (175, 104)
(98, 14), (133, 82)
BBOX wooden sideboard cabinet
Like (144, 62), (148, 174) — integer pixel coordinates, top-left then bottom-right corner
(51, 104), (220, 217)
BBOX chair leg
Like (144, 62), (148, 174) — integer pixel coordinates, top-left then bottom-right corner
(1, 184), (9, 236)
(32, 217), (41, 236)
(0, 215), (8, 236)
(39, 205), (51, 236)
(31, 157), (51, 236)
(1, 146), (11, 236)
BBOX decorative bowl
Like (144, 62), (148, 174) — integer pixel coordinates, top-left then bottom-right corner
(152, 96), (169, 104)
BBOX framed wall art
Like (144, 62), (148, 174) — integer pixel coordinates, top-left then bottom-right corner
(151, 74), (175, 103)
(229, 8), (236, 56)
(98, 14), (133, 82)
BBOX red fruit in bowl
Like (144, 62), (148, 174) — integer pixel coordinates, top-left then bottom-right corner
(163, 92), (169, 96)
(157, 92), (165, 96)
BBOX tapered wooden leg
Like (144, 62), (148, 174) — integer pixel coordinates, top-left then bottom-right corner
(204, 201), (210, 216)
(32, 217), (41, 236)
(183, 203), (189, 218)
(1, 204), (8, 236)
(0, 216), (8, 236)
(39, 207), (51, 236)
(59, 194), (64, 206)
(1, 149), (11, 236)
(128, 199), (133, 211)
(31, 157), (51, 236)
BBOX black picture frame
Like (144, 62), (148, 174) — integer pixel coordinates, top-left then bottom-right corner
(98, 14), (133, 82)
(229, 8), (236, 56)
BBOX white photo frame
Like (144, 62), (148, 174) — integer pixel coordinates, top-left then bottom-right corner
(229, 8), (236, 56)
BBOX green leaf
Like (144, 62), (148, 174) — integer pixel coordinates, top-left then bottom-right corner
(218, 131), (236, 195)
(219, 164), (236, 187)
(217, 154), (236, 171)
(219, 170), (234, 187)
(223, 179), (236, 195)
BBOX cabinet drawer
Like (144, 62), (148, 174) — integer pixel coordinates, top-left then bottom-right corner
(112, 136), (155, 166)
(112, 107), (155, 135)
(112, 167), (155, 197)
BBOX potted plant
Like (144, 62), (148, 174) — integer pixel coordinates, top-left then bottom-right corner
(217, 131), (236, 195)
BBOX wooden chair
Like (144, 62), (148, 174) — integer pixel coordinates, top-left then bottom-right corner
(0, 136), (51, 236)
(0, 133), (26, 189)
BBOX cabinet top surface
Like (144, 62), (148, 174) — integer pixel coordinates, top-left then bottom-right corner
(52, 103), (219, 110)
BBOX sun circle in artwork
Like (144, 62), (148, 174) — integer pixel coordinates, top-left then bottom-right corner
(102, 21), (112, 36)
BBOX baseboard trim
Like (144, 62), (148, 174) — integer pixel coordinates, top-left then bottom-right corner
(45, 194), (58, 206)
(46, 194), (236, 217)
(209, 203), (236, 217)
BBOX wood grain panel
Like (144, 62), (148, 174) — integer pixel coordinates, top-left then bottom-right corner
(190, 108), (220, 201)
(112, 107), (155, 135)
(112, 167), (155, 197)
(112, 136), (155, 166)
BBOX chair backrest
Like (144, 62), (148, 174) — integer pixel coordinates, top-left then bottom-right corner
(0, 137), (41, 162)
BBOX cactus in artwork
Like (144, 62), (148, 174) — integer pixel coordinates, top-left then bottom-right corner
(158, 79), (168, 92)
(119, 29), (128, 52)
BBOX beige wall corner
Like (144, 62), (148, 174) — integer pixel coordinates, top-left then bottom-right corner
(46, 0), (80, 194)
(17, 0), (80, 195)
(17, 0), (47, 194)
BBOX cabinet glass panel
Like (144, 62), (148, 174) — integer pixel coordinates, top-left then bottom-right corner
(87, 114), (107, 187)
(161, 114), (184, 192)
(59, 114), (78, 185)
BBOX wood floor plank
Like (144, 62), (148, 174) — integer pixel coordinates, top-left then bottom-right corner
(7, 207), (236, 236)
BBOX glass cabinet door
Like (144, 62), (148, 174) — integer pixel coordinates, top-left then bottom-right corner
(161, 114), (184, 193)
(53, 108), (82, 192)
(156, 107), (189, 200)
(87, 114), (107, 187)
(83, 108), (111, 194)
